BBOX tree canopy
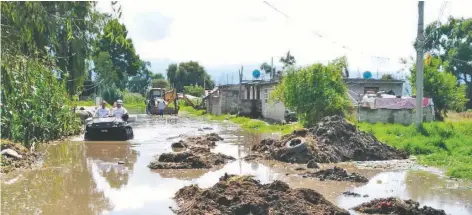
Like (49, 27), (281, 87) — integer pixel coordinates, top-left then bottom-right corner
(410, 54), (468, 120)
(424, 17), (472, 108)
(166, 61), (214, 92)
(271, 59), (350, 127)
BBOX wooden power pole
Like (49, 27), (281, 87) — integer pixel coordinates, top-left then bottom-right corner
(415, 1), (425, 126)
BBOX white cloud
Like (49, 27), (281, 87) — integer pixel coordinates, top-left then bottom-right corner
(96, 0), (472, 77)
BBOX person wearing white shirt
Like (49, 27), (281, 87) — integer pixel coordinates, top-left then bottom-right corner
(112, 100), (129, 121)
(95, 101), (110, 118)
(157, 99), (166, 117)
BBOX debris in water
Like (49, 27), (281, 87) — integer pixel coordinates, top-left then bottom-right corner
(299, 166), (369, 183)
(1, 140), (41, 173)
(352, 197), (446, 215)
(252, 116), (408, 164)
(172, 173), (350, 215)
(170, 133), (224, 148)
(342, 191), (361, 197)
(307, 159), (319, 169)
(148, 147), (235, 169)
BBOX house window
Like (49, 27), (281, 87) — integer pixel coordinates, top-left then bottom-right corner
(264, 89), (268, 104)
(364, 87), (379, 94)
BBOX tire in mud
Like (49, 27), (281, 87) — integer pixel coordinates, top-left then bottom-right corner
(285, 138), (307, 154)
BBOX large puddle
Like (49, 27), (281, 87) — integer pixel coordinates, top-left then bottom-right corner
(1, 115), (471, 215)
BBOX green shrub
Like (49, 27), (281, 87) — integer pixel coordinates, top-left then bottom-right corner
(1, 57), (81, 147)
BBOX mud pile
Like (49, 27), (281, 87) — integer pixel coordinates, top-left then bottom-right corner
(352, 197), (446, 215)
(299, 166), (369, 183)
(171, 133), (224, 148)
(172, 173), (350, 215)
(251, 129), (318, 163)
(148, 147), (234, 169)
(252, 116), (408, 163)
(1, 140), (41, 173)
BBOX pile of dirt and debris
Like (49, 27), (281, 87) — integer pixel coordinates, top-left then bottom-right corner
(299, 166), (369, 183)
(1, 140), (41, 173)
(252, 116), (408, 164)
(352, 197), (446, 215)
(172, 173), (350, 215)
(148, 147), (234, 169)
(171, 133), (224, 148)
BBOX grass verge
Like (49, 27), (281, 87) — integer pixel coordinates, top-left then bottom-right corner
(180, 105), (300, 135)
(358, 121), (472, 179)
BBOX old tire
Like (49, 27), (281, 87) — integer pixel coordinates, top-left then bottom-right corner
(285, 138), (307, 154)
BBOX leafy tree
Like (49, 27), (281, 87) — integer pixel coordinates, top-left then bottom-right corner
(94, 19), (141, 90)
(331, 56), (349, 78)
(166, 61), (214, 92)
(410, 55), (468, 120)
(184, 85), (204, 97)
(271, 59), (350, 127)
(424, 17), (472, 108)
(1, 1), (107, 96)
(151, 73), (165, 80)
(152, 79), (169, 89)
(127, 61), (152, 95)
(280, 51), (296, 69)
(381, 74), (395, 80)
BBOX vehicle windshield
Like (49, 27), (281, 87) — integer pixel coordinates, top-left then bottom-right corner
(151, 90), (162, 97)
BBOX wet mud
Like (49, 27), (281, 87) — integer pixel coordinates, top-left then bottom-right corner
(2, 115), (471, 215)
(352, 197), (447, 215)
(148, 147), (235, 169)
(1, 140), (41, 173)
(299, 166), (369, 183)
(252, 116), (408, 164)
(172, 173), (350, 215)
(171, 133), (224, 148)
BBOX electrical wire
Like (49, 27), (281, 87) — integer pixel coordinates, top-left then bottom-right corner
(262, 1), (391, 61)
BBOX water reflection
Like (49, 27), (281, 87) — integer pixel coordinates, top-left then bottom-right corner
(2, 116), (472, 215)
(337, 171), (472, 215)
(1, 143), (112, 215)
(85, 142), (138, 189)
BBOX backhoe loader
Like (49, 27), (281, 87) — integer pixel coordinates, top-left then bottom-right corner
(145, 88), (195, 115)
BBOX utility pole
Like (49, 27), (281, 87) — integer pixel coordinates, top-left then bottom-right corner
(270, 57), (274, 81)
(415, 1), (425, 126)
(238, 66), (243, 114)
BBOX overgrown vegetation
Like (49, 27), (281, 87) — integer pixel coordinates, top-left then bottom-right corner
(183, 85), (204, 97)
(166, 61), (214, 92)
(410, 54), (468, 120)
(424, 17), (472, 109)
(1, 58), (81, 147)
(271, 57), (350, 127)
(180, 105), (300, 135)
(358, 121), (472, 179)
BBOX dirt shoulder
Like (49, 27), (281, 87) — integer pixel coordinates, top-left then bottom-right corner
(1, 139), (42, 173)
(172, 173), (350, 215)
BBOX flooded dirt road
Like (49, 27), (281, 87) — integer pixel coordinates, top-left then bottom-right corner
(1, 115), (472, 215)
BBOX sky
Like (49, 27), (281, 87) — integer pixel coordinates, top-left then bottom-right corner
(96, 0), (472, 85)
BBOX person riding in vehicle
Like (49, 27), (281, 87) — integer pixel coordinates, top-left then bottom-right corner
(95, 101), (110, 118)
(112, 99), (129, 121)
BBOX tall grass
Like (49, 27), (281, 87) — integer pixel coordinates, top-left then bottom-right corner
(180, 104), (300, 135)
(1, 58), (82, 147)
(358, 121), (472, 179)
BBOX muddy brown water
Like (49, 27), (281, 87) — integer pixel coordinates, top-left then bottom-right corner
(1, 114), (471, 215)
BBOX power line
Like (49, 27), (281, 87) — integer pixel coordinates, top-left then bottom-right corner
(262, 0), (391, 61)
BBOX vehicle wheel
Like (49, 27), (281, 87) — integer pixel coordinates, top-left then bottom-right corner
(285, 138), (307, 153)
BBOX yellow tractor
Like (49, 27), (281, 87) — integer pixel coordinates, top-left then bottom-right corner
(145, 88), (195, 115)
